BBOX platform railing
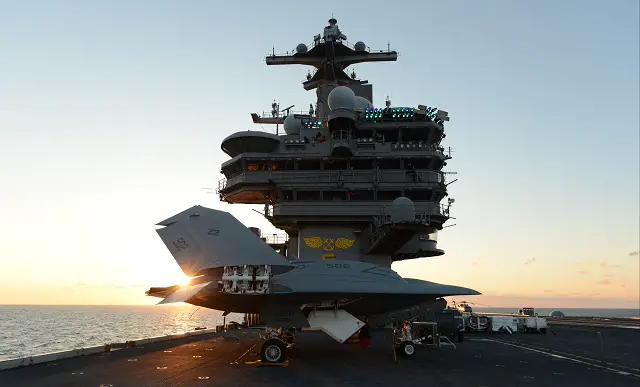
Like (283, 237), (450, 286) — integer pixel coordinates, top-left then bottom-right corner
(217, 170), (447, 193)
(261, 233), (289, 245)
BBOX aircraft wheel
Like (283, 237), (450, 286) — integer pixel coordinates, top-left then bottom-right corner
(399, 342), (416, 358)
(261, 339), (286, 363)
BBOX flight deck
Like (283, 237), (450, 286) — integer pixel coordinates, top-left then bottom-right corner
(1, 324), (638, 387)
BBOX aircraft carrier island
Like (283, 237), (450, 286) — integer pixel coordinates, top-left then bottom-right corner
(1, 18), (638, 387)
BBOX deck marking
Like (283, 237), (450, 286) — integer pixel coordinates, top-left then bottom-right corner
(473, 338), (640, 373)
(475, 338), (640, 379)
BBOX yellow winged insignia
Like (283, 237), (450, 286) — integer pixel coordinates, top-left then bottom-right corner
(304, 237), (323, 249)
(335, 238), (355, 250)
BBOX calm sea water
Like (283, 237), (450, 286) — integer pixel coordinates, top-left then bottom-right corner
(0, 305), (637, 361)
(0, 305), (243, 361)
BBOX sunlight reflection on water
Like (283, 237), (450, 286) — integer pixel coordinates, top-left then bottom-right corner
(0, 305), (243, 361)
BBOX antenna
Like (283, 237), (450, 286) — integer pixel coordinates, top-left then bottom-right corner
(280, 105), (295, 116)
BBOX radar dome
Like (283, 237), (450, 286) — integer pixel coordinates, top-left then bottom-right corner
(354, 96), (373, 110)
(549, 310), (565, 318)
(354, 41), (366, 51)
(283, 114), (302, 135)
(296, 43), (308, 54)
(390, 197), (415, 222)
(327, 86), (356, 111)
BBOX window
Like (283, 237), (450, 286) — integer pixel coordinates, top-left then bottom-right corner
(377, 191), (402, 200)
(247, 161), (267, 171)
(323, 191), (346, 200)
(297, 191), (321, 200)
(298, 160), (321, 170)
(404, 157), (431, 169)
(378, 159), (401, 169)
(351, 159), (373, 170)
(221, 161), (242, 177)
(348, 190), (374, 200)
(325, 159), (348, 170)
(405, 189), (432, 201)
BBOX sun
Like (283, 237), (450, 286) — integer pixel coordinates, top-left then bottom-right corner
(178, 275), (191, 287)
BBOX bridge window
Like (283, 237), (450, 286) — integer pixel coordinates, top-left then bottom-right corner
(323, 191), (346, 200)
(404, 157), (431, 169)
(325, 159), (348, 170)
(298, 160), (321, 170)
(271, 160), (294, 171)
(297, 191), (321, 200)
(405, 189), (432, 201)
(377, 191), (402, 200)
(221, 161), (242, 177)
(348, 190), (374, 200)
(351, 159), (373, 170)
(378, 159), (401, 169)
(247, 161), (268, 171)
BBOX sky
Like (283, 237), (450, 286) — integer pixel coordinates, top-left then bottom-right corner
(0, 0), (638, 309)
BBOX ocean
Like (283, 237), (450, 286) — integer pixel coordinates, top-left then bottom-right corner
(0, 305), (243, 362)
(0, 305), (637, 361)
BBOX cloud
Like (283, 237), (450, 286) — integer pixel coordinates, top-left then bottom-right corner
(629, 251), (639, 257)
(599, 262), (620, 269)
(471, 260), (483, 267)
(75, 281), (87, 287)
(596, 279), (612, 285)
(578, 270), (588, 275)
(524, 257), (537, 265)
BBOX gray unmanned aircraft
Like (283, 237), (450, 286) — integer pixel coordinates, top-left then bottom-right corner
(147, 205), (480, 362)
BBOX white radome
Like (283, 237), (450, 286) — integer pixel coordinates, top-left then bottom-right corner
(354, 96), (373, 110)
(390, 197), (416, 223)
(283, 114), (302, 135)
(328, 86), (356, 111)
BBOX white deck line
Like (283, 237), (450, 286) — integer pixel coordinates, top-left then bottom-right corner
(474, 338), (640, 379)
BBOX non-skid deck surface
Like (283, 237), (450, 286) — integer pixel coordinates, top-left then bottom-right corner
(1, 326), (638, 387)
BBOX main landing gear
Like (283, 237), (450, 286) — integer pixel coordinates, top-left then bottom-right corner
(261, 339), (287, 363)
(259, 328), (296, 363)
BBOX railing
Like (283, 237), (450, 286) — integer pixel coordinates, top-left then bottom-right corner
(374, 206), (450, 227)
(358, 111), (443, 124)
(216, 170), (447, 192)
(217, 178), (226, 193)
(269, 38), (393, 58)
(392, 142), (442, 151)
(254, 109), (310, 119)
(262, 233), (289, 245)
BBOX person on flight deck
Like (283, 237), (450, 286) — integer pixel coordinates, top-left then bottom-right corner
(358, 318), (371, 348)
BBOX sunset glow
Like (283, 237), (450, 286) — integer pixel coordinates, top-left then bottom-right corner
(0, 1), (637, 309)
